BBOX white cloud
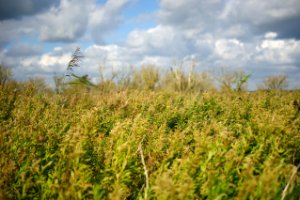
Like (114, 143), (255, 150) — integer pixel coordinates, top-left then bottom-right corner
(217, 0), (300, 26)
(264, 32), (278, 40)
(215, 39), (245, 60)
(38, 53), (70, 71)
(0, 18), (36, 47)
(255, 38), (300, 65)
(38, 0), (91, 42)
(158, 0), (300, 39)
(126, 25), (176, 51)
(89, 0), (131, 43)
(126, 25), (192, 58)
(0, 0), (132, 44)
(139, 56), (172, 67)
(5, 43), (42, 57)
(84, 44), (132, 70)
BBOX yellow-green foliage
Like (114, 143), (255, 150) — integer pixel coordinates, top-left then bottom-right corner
(0, 85), (300, 199)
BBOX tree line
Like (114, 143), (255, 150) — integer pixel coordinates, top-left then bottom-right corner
(0, 48), (290, 94)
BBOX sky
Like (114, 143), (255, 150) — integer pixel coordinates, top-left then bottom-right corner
(0, 0), (300, 89)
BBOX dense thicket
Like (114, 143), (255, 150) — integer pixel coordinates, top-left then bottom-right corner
(0, 84), (299, 199)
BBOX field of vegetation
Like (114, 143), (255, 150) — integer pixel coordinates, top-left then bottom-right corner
(0, 50), (299, 199)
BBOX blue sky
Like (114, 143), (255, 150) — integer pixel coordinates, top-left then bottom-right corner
(0, 0), (300, 89)
(105, 1), (158, 43)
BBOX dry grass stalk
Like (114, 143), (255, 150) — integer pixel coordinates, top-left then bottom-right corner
(138, 135), (149, 199)
(281, 164), (300, 200)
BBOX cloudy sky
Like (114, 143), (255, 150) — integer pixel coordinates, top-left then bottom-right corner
(0, 0), (300, 89)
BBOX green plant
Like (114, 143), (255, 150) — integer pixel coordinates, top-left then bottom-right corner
(63, 47), (95, 90)
(216, 68), (251, 92)
(235, 73), (251, 92)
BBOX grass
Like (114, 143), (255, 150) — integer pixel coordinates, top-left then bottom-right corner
(0, 85), (300, 199)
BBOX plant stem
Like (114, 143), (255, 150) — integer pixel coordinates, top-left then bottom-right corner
(139, 135), (149, 199)
(281, 164), (300, 200)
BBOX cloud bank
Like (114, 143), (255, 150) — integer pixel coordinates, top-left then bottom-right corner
(0, 0), (59, 20)
(0, 0), (300, 89)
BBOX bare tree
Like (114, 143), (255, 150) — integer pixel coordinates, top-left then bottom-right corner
(0, 64), (12, 86)
(261, 75), (288, 91)
(163, 61), (215, 92)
